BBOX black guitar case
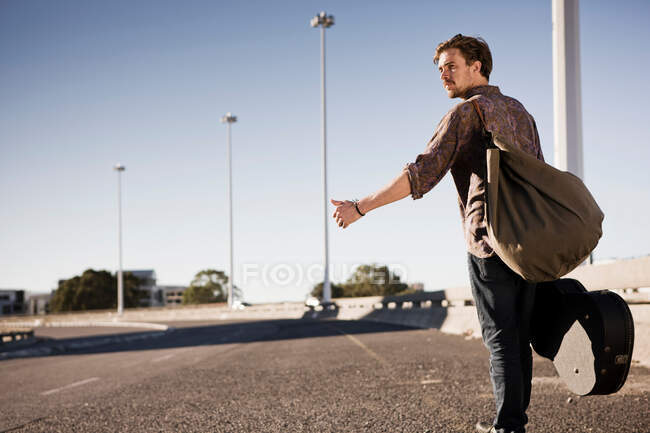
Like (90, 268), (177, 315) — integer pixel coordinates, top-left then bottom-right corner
(530, 278), (634, 396)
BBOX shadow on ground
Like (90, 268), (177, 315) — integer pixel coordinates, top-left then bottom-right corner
(1, 318), (418, 361)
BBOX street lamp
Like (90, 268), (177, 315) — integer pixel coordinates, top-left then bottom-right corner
(310, 11), (334, 305)
(220, 112), (237, 308)
(113, 163), (126, 315)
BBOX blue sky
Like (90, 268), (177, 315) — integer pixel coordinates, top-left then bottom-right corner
(1, 0), (649, 302)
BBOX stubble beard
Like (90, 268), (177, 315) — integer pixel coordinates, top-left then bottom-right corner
(446, 88), (461, 99)
(447, 85), (470, 99)
(444, 82), (461, 99)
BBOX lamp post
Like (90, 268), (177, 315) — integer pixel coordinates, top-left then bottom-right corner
(552, 0), (583, 179)
(220, 112), (237, 308)
(310, 11), (334, 304)
(113, 163), (125, 315)
(552, 0), (590, 264)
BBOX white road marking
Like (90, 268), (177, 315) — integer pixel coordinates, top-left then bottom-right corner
(150, 348), (192, 363)
(151, 353), (175, 363)
(420, 379), (443, 384)
(40, 377), (100, 396)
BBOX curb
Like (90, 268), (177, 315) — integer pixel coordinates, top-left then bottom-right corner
(3, 320), (169, 331)
(0, 322), (173, 361)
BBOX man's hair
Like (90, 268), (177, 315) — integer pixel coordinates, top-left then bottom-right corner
(433, 34), (493, 81)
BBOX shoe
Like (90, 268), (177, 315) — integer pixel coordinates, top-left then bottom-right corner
(475, 421), (496, 433)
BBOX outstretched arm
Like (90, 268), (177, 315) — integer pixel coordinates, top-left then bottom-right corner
(331, 106), (466, 229)
(331, 170), (411, 229)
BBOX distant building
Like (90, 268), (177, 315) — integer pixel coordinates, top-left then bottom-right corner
(27, 292), (53, 315)
(120, 270), (192, 308)
(158, 285), (188, 306)
(0, 289), (26, 316)
(126, 270), (163, 307)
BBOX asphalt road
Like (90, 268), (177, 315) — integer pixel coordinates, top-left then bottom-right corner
(0, 319), (648, 432)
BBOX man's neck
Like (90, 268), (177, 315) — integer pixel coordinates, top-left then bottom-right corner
(461, 80), (490, 99)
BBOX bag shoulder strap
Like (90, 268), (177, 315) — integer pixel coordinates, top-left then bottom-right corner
(469, 98), (494, 150)
(469, 98), (487, 131)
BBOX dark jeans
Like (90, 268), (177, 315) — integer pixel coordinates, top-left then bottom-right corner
(468, 253), (536, 433)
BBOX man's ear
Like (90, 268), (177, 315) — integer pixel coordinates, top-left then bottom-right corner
(471, 60), (482, 75)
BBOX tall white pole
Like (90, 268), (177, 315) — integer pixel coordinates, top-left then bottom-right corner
(114, 164), (125, 315)
(552, 0), (583, 178)
(553, 0), (591, 263)
(320, 24), (332, 304)
(311, 11), (334, 304)
(227, 122), (234, 308)
(221, 113), (237, 308)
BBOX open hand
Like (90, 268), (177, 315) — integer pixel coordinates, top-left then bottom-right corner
(330, 199), (362, 229)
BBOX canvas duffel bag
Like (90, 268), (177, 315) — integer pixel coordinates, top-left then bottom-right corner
(470, 99), (604, 282)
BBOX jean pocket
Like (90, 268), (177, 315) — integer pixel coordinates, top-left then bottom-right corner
(477, 256), (512, 282)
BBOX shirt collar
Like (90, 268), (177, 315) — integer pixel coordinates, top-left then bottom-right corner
(463, 85), (501, 100)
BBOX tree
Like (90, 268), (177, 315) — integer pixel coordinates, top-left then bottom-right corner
(310, 282), (345, 299)
(183, 269), (242, 305)
(345, 264), (409, 297)
(182, 284), (218, 305)
(50, 269), (145, 312)
(310, 264), (409, 299)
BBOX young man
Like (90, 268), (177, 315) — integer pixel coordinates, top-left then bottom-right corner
(331, 34), (543, 433)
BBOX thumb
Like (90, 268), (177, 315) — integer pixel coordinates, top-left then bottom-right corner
(330, 198), (343, 206)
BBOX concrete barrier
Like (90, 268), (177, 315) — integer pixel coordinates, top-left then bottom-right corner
(0, 329), (34, 345)
(330, 293), (481, 338)
(566, 255), (650, 293)
(630, 304), (650, 369)
(0, 302), (308, 328)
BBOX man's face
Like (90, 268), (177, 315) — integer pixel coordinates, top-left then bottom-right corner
(438, 48), (477, 99)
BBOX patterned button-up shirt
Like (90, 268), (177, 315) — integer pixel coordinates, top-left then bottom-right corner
(405, 85), (544, 258)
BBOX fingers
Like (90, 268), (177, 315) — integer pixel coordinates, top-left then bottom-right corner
(332, 199), (343, 218)
(335, 216), (351, 229)
(330, 198), (356, 229)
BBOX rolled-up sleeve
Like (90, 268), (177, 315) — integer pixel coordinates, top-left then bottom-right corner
(404, 110), (461, 199)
